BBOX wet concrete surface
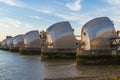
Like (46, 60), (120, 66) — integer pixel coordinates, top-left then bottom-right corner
(0, 50), (120, 80)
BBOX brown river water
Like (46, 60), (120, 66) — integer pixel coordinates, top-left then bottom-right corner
(0, 50), (120, 80)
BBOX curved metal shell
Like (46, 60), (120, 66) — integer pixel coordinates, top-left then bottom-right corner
(81, 17), (117, 50)
(1, 39), (8, 48)
(24, 30), (42, 48)
(46, 21), (77, 49)
(6, 37), (14, 48)
(13, 35), (24, 48)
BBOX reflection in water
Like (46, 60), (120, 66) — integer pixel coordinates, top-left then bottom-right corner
(43, 59), (81, 78)
(0, 50), (45, 80)
(0, 50), (120, 80)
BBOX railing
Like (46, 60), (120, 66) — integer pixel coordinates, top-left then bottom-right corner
(110, 37), (120, 50)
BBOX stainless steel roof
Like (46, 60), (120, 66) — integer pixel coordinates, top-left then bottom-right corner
(24, 30), (42, 48)
(83, 17), (116, 39)
(6, 37), (14, 48)
(13, 35), (24, 48)
(1, 39), (8, 48)
(46, 21), (77, 49)
(24, 30), (40, 43)
(81, 17), (117, 50)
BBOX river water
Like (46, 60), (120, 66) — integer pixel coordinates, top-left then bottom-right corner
(0, 50), (120, 80)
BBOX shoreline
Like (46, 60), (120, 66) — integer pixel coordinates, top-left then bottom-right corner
(45, 75), (120, 80)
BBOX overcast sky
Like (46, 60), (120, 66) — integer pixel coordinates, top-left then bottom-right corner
(0, 0), (120, 41)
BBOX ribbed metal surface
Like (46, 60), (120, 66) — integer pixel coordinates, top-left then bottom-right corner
(24, 30), (42, 48)
(1, 39), (8, 48)
(13, 35), (24, 48)
(6, 37), (14, 48)
(81, 17), (117, 50)
(46, 21), (77, 49)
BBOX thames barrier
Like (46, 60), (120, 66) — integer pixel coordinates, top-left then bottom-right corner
(0, 16), (120, 80)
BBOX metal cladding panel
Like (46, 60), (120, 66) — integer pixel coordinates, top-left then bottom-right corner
(25, 39), (43, 48)
(46, 21), (77, 49)
(81, 17), (117, 50)
(13, 35), (24, 48)
(6, 37), (14, 48)
(24, 30), (42, 48)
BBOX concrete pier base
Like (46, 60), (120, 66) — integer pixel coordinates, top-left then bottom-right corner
(0, 48), (9, 51)
(41, 48), (76, 60)
(76, 49), (120, 65)
(9, 47), (19, 52)
(19, 48), (41, 55)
